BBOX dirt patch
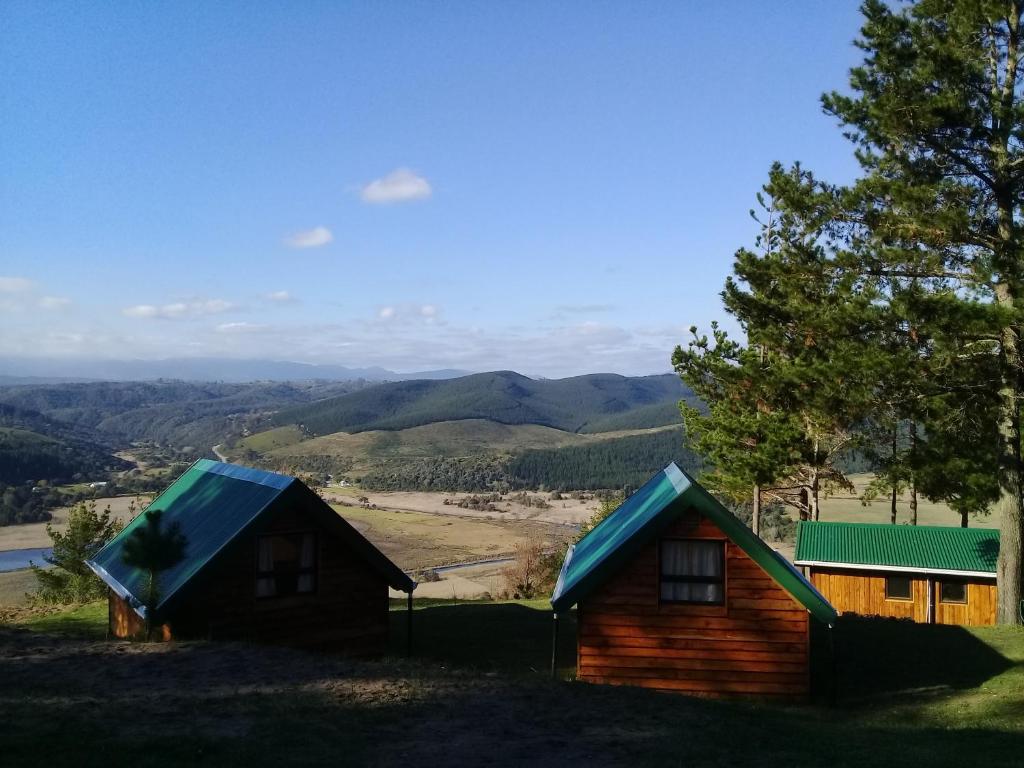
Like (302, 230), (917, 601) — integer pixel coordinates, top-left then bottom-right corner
(327, 487), (597, 527)
(331, 503), (569, 572)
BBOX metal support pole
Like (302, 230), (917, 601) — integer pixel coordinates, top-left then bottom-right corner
(406, 591), (413, 657)
(550, 611), (559, 679)
(828, 625), (837, 707)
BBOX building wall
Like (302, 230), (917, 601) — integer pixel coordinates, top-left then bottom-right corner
(108, 591), (171, 640)
(577, 509), (811, 700)
(808, 567), (996, 626)
(111, 498), (393, 655)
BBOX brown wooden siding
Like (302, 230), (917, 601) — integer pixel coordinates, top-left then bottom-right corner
(108, 591), (171, 640)
(808, 567), (996, 626)
(111, 500), (392, 654)
(577, 509), (810, 700)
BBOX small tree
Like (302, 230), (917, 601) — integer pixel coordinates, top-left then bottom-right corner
(121, 509), (186, 640)
(32, 501), (124, 604)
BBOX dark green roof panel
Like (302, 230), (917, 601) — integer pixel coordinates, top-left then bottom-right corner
(87, 459), (292, 611)
(794, 521), (999, 574)
(551, 463), (837, 625)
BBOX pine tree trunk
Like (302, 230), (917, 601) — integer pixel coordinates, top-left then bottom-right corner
(799, 488), (809, 522)
(961, 509), (969, 528)
(890, 486), (897, 526)
(910, 484), (918, 527)
(810, 469), (820, 522)
(991, 5), (1024, 627)
(909, 423), (918, 526)
(752, 484), (761, 537)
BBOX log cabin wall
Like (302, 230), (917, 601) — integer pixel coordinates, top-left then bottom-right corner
(577, 508), (811, 699)
(808, 567), (996, 626)
(108, 592), (171, 640)
(165, 502), (391, 654)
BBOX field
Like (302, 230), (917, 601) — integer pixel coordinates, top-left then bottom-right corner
(245, 419), (677, 469)
(0, 495), (150, 551)
(1, 600), (1021, 767)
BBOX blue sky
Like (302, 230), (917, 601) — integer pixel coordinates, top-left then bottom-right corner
(1, 1), (865, 377)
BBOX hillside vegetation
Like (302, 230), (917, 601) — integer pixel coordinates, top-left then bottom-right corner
(270, 371), (696, 435)
(0, 428), (130, 486)
(0, 379), (370, 451)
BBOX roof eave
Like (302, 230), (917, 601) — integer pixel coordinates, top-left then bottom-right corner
(85, 558), (148, 619)
(794, 559), (997, 580)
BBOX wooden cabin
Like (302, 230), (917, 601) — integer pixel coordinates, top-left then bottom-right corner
(794, 521), (998, 626)
(551, 463), (836, 700)
(86, 460), (415, 653)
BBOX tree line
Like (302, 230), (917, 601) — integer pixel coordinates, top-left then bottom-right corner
(675, 0), (1024, 623)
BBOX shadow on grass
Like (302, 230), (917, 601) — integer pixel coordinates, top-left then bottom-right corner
(389, 601), (576, 675)
(814, 615), (1015, 704)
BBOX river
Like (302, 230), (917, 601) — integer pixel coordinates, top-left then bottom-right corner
(0, 547), (52, 573)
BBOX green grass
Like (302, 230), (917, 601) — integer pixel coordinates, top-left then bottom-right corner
(17, 601), (108, 638)
(236, 425), (306, 453)
(5, 599), (1023, 766)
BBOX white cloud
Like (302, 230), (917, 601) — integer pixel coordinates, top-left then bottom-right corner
(419, 304), (438, 318)
(283, 226), (333, 249)
(266, 290), (295, 303)
(122, 305), (160, 318)
(122, 299), (235, 319)
(378, 306), (396, 320)
(0, 277), (34, 293)
(360, 168), (432, 204)
(38, 296), (72, 310)
(216, 322), (268, 334)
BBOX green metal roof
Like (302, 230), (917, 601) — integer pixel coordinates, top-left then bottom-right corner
(794, 521), (999, 576)
(87, 459), (413, 617)
(551, 463), (837, 625)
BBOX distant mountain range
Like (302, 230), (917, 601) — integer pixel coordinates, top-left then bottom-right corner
(0, 357), (470, 384)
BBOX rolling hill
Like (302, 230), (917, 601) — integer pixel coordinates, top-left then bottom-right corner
(269, 371), (696, 435)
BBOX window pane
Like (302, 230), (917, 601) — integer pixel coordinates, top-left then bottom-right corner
(940, 581), (967, 604)
(257, 532), (316, 598)
(661, 540), (723, 578)
(659, 539), (724, 605)
(885, 575), (912, 600)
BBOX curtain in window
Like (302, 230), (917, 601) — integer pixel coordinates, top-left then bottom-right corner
(660, 540), (724, 603)
(256, 536), (275, 597)
(297, 533), (316, 593)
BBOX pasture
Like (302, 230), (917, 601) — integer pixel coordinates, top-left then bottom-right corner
(1, 599), (1021, 767)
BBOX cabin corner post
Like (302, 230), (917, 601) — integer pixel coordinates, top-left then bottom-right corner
(406, 591), (413, 656)
(550, 611), (559, 679)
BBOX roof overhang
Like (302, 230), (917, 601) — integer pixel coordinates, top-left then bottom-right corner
(84, 558), (148, 619)
(794, 559), (997, 580)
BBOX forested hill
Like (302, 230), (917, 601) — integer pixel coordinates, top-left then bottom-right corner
(0, 379), (371, 450)
(270, 371), (698, 435)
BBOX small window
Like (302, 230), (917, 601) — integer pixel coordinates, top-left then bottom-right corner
(256, 532), (317, 598)
(660, 539), (725, 605)
(885, 575), (912, 600)
(940, 581), (967, 604)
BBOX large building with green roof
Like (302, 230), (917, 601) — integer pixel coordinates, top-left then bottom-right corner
(794, 521), (998, 626)
(87, 459), (415, 651)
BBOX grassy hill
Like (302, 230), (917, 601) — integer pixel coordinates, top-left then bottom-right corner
(257, 419), (676, 464)
(270, 371), (695, 435)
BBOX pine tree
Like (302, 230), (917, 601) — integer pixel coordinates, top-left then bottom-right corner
(675, 165), (876, 525)
(121, 509), (186, 640)
(822, 0), (1024, 622)
(32, 500), (124, 604)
